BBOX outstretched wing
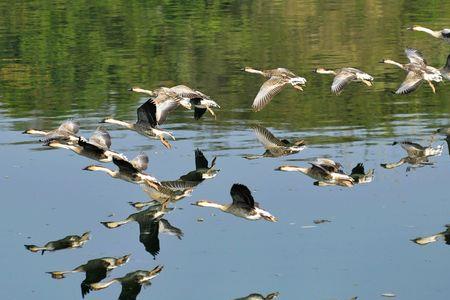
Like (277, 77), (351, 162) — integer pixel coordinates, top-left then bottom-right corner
(331, 70), (356, 94)
(230, 184), (255, 208)
(396, 71), (423, 95)
(405, 48), (427, 66)
(195, 149), (209, 169)
(58, 120), (80, 135)
(252, 77), (287, 112)
(88, 126), (111, 150)
(131, 153), (149, 171)
(138, 218), (160, 258)
(251, 124), (286, 148)
(119, 280), (142, 300)
(137, 99), (157, 127)
(81, 265), (108, 298)
(113, 157), (138, 173)
(194, 107), (207, 120)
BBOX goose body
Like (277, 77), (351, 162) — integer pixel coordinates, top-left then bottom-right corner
(243, 67), (306, 111)
(244, 125), (306, 159)
(192, 183), (277, 222)
(101, 97), (174, 149)
(23, 119), (80, 143)
(381, 48), (442, 94)
(46, 126), (126, 162)
(408, 25), (450, 43)
(89, 265), (163, 300)
(314, 67), (374, 94)
(276, 159), (354, 187)
(25, 232), (90, 255)
(393, 141), (443, 157)
(47, 255), (130, 298)
(234, 292), (279, 300)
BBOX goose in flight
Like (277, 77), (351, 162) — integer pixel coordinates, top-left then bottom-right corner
(90, 265), (163, 300)
(407, 25), (450, 43)
(380, 48), (442, 94)
(101, 98), (175, 149)
(101, 204), (181, 258)
(192, 183), (277, 222)
(380, 141), (442, 171)
(25, 231), (90, 255)
(243, 67), (306, 112)
(47, 254), (130, 298)
(46, 126), (126, 162)
(244, 124), (306, 159)
(83, 152), (160, 187)
(276, 158), (354, 187)
(23, 119), (80, 143)
(314, 67), (374, 94)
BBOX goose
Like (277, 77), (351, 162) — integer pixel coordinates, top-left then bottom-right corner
(243, 67), (307, 111)
(47, 254), (130, 298)
(411, 225), (450, 245)
(314, 67), (374, 94)
(101, 98), (175, 149)
(46, 126), (126, 162)
(168, 85), (220, 120)
(234, 292), (279, 300)
(192, 183), (277, 222)
(392, 141), (443, 157)
(89, 265), (163, 300)
(275, 158), (354, 187)
(407, 25), (450, 43)
(244, 124), (306, 159)
(25, 231), (90, 255)
(380, 48), (442, 94)
(101, 205), (181, 258)
(380, 155), (433, 170)
(179, 149), (219, 181)
(349, 163), (374, 184)
(434, 128), (450, 155)
(83, 153), (160, 187)
(439, 54), (450, 80)
(23, 119), (80, 143)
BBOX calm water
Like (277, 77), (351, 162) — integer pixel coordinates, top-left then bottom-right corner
(1, 1), (450, 299)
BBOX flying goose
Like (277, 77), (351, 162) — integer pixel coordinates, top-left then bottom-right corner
(101, 98), (175, 149)
(89, 265), (163, 300)
(244, 124), (306, 159)
(380, 48), (442, 94)
(314, 67), (374, 94)
(275, 158), (354, 187)
(243, 67), (307, 112)
(23, 119), (80, 143)
(46, 126), (126, 162)
(380, 141), (442, 170)
(25, 231), (90, 255)
(192, 183), (277, 222)
(47, 255), (130, 298)
(407, 25), (450, 43)
(83, 153), (160, 187)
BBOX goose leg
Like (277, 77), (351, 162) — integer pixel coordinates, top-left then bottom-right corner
(427, 80), (436, 93)
(160, 136), (172, 149)
(206, 107), (217, 119)
(362, 80), (373, 87)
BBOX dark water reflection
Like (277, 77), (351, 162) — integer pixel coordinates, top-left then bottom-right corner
(1, 0), (450, 299)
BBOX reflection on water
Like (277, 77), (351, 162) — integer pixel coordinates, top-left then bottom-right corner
(2, 1), (450, 300)
(234, 291), (279, 300)
(25, 232), (90, 255)
(412, 224), (450, 246)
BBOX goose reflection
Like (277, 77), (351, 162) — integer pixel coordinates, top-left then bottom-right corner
(380, 141), (442, 171)
(23, 119), (80, 143)
(25, 231), (90, 255)
(179, 149), (219, 181)
(192, 183), (277, 222)
(101, 97), (174, 149)
(349, 163), (374, 184)
(244, 125), (306, 159)
(90, 265), (163, 300)
(234, 292), (279, 300)
(434, 128), (450, 155)
(47, 254), (130, 298)
(276, 158), (354, 187)
(83, 153), (160, 187)
(412, 224), (450, 246)
(46, 126), (126, 162)
(101, 204), (182, 258)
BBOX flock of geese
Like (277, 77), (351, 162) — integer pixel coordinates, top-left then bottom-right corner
(21, 25), (450, 300)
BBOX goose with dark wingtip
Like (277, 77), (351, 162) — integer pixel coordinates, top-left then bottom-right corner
(314, 67), (373, 94)
(23, 119), (80, 143)
(243, 67), (307, 112)
(192, 183), (277, 222)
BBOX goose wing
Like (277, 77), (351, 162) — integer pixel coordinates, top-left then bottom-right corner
(130, 153), (148, 172)
(152, 94), (180, 125)
(309, 163), (333, 180)
(252, 77), (288, 112)
(88, 126), (111, 150)
(195, 149), (209, 169)
(159, 219), (183, 239)
(399, 141), (426, 151)
(350, 163), (365, 176)
(113, 157), (138, 173)
(136, 99), (157, 127)
(314, 158), (342, 172)
(119, 279), (143, 300)
(58, 120), (80, 135)
(396, 71), (423, 94)
(137, 217), (160, 258)
(81, 265), (108, 298)
(170, 85), (203, 99)
(194, 107), (207, 120)
(251, 124), (286, 148)
(331, 70), (356, 94)
(405, 48), (427, 66)
(230, 184), (255, 208)
(159, 180), (199, 190)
